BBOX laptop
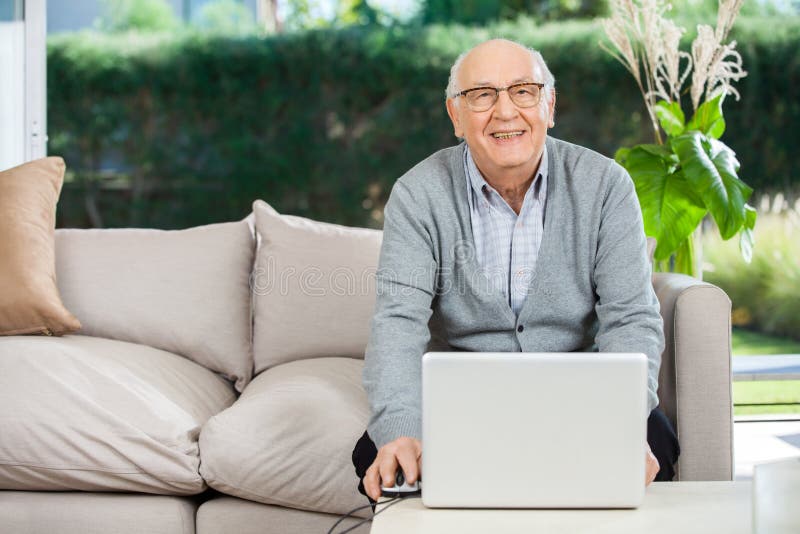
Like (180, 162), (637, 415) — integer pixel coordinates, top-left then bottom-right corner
(421, 352), (648, 509)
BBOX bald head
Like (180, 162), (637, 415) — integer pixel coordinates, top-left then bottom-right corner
(445, 39), (555, 104)
(443, 37), (556, 187)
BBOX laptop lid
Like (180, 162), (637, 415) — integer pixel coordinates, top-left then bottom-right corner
(421, 352), (648, 509)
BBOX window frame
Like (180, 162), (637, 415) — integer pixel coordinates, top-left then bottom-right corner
(25, 0), (47, 162)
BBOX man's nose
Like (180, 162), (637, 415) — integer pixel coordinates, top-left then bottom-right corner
(493, 90), (518, 119)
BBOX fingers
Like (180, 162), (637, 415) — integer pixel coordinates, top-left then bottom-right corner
(363, 463), (380, 502)
(364, 458), (392, 501)
(645, 447), (660, 486)
(395, 439), (421, 484)
(378, 453), (399, 489)
(363, 437), (422, 501)
(363, 445), (399, 502)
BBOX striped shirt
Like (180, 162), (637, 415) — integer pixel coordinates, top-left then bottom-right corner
(464, 144), (548, 316)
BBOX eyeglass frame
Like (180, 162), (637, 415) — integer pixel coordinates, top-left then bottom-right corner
(453, 82), (547, 111)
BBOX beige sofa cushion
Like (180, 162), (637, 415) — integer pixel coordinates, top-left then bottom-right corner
(197, 498), (370, 534)
(252, 200), (382, 373)
(0, 492), (197, 534)
(55, 220), (255, 390)
(0, 335), (236, 494)
(0, 157), (80, 336)
(199, 357), (371, 518)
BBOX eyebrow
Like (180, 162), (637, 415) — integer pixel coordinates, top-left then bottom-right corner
(468, 77), (535, 87)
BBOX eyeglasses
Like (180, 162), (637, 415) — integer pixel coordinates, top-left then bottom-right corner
(455, 82), (546, 112)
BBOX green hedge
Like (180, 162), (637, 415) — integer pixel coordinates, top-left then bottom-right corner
(48, 17), (800, 229)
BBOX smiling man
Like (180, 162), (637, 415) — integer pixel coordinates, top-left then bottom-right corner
(352, 39), (680, 504)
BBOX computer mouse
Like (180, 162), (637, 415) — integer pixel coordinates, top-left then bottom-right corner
(380, 469), (421, 497)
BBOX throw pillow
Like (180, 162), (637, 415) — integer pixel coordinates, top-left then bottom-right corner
(199, 357), (371, 518)
(55, 219), (255, 391)
(0, 157), (80, 336)
(251, 200), (382, 373)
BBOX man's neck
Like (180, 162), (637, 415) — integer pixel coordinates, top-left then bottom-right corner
(475, 154), (543, 215)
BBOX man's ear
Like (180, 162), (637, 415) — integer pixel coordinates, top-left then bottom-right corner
(547, 90), (556, 129)
(446, 98), (464, 138)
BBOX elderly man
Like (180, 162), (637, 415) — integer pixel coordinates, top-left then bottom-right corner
(352, 38), (679, 504)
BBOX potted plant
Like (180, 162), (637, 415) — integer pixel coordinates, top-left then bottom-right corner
(601, 0), (756, 277)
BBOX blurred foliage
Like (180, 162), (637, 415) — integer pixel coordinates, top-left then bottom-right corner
(281, 0), (395, 30)
(281, 0), (332, 30)
(732, 327), (800, 355)
(95, 0), (179, 32)
(194, 0), (259, 35)
(668, 0), (798, 18)
(336, 0), (382, 26)
(419, 0), (608, 24)
(48, 16), (800, 232)
(704, 204), (800, 341)
(278, 0), (800, 31)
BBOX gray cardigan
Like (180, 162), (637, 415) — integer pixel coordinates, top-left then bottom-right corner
(363, 137), (665, 449)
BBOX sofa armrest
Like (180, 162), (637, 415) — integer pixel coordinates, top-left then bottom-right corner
(652, 272), (733, 481)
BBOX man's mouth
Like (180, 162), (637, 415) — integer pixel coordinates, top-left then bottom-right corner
(491, 131), (524, 139)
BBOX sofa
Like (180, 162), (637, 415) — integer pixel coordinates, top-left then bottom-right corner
(0, 161), (734, 534)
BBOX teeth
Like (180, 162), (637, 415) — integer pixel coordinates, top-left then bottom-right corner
(492, 132), (523, 139)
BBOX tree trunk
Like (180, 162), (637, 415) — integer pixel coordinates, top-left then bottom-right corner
(257, 0), (281, 33)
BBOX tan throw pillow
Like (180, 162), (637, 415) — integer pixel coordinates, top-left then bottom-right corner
(0, 157), (80, 336)
(55, 220), (255, 391)
(251, 200), (382, 374)
(199, 357), (371, 517)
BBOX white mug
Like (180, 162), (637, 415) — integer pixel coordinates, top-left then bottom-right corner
(753, 457), (800, 534)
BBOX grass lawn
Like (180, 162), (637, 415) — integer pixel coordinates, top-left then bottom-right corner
(734, 382), (800, 415)
(732, 328), (800, 356)
(732, 328), (800, 415)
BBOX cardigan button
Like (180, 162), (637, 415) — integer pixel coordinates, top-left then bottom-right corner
(517, 325), (524, 333)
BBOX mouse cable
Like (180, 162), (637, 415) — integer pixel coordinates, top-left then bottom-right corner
(325, 496), (398, 534)
(327, 496), (411, 534)
(326, 494), (420, 534)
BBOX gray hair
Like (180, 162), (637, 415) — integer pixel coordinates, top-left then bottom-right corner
(445, 39), (556, 105)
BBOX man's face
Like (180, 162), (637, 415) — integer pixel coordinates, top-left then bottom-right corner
(446, 41), (556, 181)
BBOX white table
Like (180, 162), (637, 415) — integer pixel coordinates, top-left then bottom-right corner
(371, 482), (751, 534)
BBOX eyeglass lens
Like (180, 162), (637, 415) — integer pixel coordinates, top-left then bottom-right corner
(466, 84), (541, 111)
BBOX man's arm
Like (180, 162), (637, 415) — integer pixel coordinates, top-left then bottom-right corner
(361, 179), (438, 500)
(593, 164), (665, 487)
(592, 164), (665, 413)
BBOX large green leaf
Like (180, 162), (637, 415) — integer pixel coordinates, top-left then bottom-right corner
(672, 131), (753, 239)
(743, 203), (757, 230)
(739, 227), (755, 264)
(614, 147), (631, 165)
(618, 143), (677, 169)
(655, 100), (685, 137)
(739, 204), (758, 263)
(639, 142), (678, 165)
(622, 147), (707, 261)
(686, 94), (726, 139)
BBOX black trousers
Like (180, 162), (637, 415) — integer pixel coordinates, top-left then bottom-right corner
(351, 408), (680, 504)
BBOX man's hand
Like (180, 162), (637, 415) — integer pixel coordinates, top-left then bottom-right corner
(363, 436), (422, 501)
(646, 443), (660, 486)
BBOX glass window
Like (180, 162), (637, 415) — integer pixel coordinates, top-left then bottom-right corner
(0, 0), (25, 169)
(0, 0), (23, 21)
